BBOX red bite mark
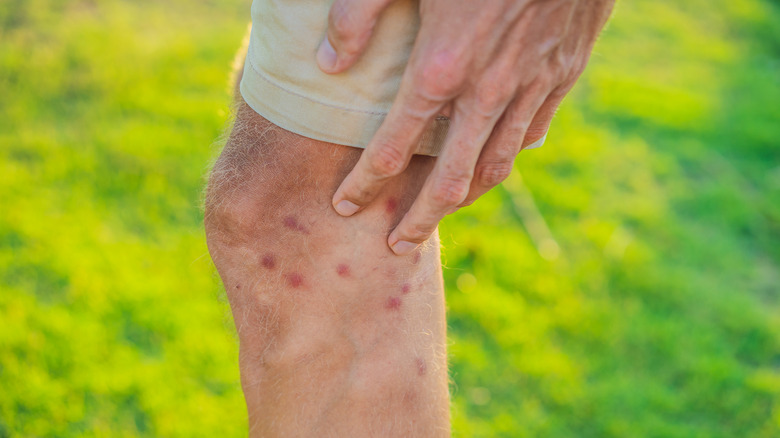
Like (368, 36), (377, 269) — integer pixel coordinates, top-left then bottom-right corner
(283, 216), (309, 234)
(412, 252), (421, 265)
(261, 254), (276, 269)
(286, 272), (304, 288)
(385, 197), (398, 214)
(385, 296), (402, 311)
(416, 357), (427, 376)
(336, 263), (350, 277)
(401, 283), (411, 294)
(235, 284), (241, 290)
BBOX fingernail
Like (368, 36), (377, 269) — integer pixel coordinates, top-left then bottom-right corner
(316, 38), (338, 72)
(524, 133), (547, 150)
(334, 199), (360, 216)
(391, 240), (417, 256)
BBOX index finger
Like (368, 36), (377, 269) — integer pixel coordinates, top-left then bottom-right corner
(331, 72), (448, 216)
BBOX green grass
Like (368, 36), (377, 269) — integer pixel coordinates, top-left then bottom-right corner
(1, 0), (778, 436)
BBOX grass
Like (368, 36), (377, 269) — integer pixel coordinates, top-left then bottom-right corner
(1, 0), (779, 436)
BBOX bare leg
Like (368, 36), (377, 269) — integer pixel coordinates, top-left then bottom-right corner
(205, 98), (450, 437)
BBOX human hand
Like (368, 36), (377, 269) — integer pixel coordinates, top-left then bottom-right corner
(317, 0), (614, 255)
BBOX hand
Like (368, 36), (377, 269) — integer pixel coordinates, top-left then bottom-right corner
(317, 0), (614, 255)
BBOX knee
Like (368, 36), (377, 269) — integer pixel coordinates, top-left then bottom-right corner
(203, 109), (339, 358)
(203, 156), (266, 249)
(204, 111), (292, 249)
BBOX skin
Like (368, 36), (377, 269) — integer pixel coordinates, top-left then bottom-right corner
(205, 94), (450, 436)
(317, 0), (615, 255)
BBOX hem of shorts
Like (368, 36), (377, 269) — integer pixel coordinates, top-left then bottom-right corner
(239, 56), (448, 157)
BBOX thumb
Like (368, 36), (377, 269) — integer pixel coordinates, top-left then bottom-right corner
(317, 0), (395, 74)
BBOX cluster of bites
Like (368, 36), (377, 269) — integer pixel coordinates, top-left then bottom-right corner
(228, 211), (429, 380)
(247, 214), (420, 311)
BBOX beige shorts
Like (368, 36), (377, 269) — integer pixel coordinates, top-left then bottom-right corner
(240, 0), (545, 157)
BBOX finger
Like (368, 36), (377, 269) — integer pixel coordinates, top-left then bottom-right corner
(316, 0), (395, 74)
(331, 80), (444, 216)
(522, 86), (568, 149)
(387, 105), (504, 255)
(332, 35), (468, 216)
(458, 88), (551, 207)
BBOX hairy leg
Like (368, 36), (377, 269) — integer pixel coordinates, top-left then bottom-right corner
(205, 98), (450, 437)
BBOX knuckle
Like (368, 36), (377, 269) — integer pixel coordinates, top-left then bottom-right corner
(569, 53), (589, 76)
(431, 174), (471, 207)
(474, 78), (512, 116)
(493, 121), (528, 147)
(475, 88), (504, 115)
(547, 52), (569, 78)
(342, 183), (375, 204)
(368, 143), (407, 177)
(504, 125), (527, 142)
(340, 41), (363, 58)
(551, 49), (586, 82)
(329, 3), (356, 42)
(476, 161), (514, 187)
(569, 61), (587, 81)
(404, 221), (438, 242)
(415, 49), (465, 99)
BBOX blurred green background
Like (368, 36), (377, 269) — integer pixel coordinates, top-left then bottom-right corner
(1, 0), (779, 436)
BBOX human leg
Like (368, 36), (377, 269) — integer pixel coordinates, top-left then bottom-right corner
(204, 98), (450, 437)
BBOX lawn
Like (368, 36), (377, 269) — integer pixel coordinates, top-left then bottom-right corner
(1, 0), (779, 436)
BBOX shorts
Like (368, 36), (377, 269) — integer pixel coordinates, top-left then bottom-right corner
(240, 0), (546, 157)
